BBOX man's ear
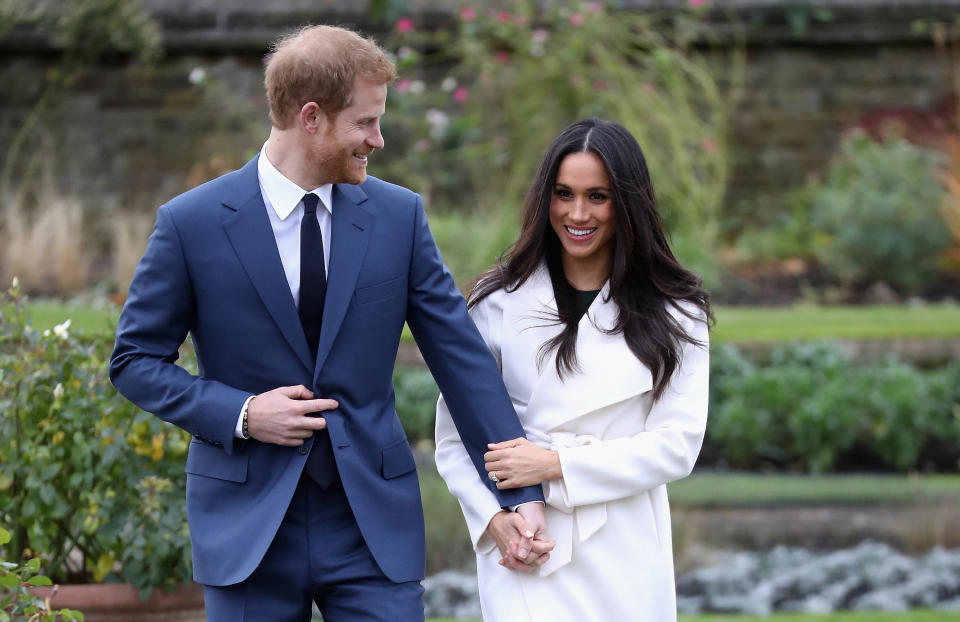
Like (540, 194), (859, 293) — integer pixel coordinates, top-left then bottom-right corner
(299, 102), (326, 135)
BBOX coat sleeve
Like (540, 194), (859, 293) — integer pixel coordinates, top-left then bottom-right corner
(554, 308), (710, 507)
(434, 294), (507, 553)
(109, 204), (253, 453)
(405, 200), (543, 509)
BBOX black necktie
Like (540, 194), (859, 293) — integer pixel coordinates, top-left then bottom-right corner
(298, 193), (336, 488)
(299, 193), (326, 360)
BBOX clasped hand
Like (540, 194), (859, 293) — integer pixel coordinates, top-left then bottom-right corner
(486, 503), (555, 572)
(246, 385), (338, 446)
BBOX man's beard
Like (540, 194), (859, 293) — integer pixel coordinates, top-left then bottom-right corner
(309, 139), (365, 186)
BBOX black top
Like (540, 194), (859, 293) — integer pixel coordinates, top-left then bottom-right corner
(574, 288), (601, 320)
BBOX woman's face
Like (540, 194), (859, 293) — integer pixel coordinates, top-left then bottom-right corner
(548, 151), (616, 285)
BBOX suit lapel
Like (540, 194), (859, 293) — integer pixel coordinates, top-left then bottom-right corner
(221, 155), (315, 373)
(314, 183), (372, 377)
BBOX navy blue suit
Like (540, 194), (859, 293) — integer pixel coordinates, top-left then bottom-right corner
(109, 155), (542, 603)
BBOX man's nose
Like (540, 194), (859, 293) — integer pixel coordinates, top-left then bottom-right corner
(367, 124), (384, 150)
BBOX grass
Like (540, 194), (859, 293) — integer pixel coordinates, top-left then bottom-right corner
(670, 472), (960, 507)
(25, 301), (960, 343)
(429, 613), (958, 622)
(22, 301), (118, 335)
(418, 469), (960, 516)
(712, 303), (960, 342)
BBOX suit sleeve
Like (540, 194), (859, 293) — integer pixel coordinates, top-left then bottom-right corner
(435, 295), (506, 553)
(109, 204), (253, 453)
(554, 310), (710, 507)
(405, 197), (543, 509)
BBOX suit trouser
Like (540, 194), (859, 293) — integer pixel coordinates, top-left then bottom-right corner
(202, 475), (424, 622)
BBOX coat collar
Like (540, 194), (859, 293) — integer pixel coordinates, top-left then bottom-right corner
(510, 264), (653, 431)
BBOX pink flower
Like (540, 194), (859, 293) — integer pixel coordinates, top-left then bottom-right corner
(494, 50), (510, 63)
(460, 6), (476, 21)
(593, 79), (608, 91)
(688, 0), (706, 6)
(700, 136), (717, 152)
(498, 10), (512, 23)
(569, 12), (584, 26)
(642, 82), (657, 94)
(395, 79), (412, 93)
(586, 2), (603, 12)
(395, 17), (414, 32)
(531, 29), (549, 43)
(452, 87), (469, 103)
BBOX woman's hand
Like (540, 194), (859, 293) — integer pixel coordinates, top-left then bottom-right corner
(485, 437), (562, 489)
(485, 511), (553, 572)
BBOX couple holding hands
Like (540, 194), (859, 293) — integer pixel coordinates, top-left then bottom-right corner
(110, 24), (710, 622)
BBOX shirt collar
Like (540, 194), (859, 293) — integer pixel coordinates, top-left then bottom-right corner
(257, 144), (333, 220)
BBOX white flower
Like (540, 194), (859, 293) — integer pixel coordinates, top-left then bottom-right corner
(11, 276), (18, 289)
(441, 77), (457, 92)
(189, 67), (206, 85)
(43, 329), (51, 337)
(53, 319), (71, 339)
(397, 46), (414, 60)
(409, 80), (425, 94)
(425, 108), (450, 139)
(53, 383), (64, 399)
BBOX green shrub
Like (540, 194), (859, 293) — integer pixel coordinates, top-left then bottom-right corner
(0, 280), (191, 596)
(380, 1), (738, 284)
(393, 365), (440, 443)
(809, 131), (950, 294)
(0, 526), (84, 621)
(706, 341), (960, 473)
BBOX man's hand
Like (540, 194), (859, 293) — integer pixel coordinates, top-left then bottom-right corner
(486, 509), (555, 573)
(486, 512), (537, 573)
(485, 437), (561, 488)
(246, 385), (338, 446)
(499, 502), (554, 571)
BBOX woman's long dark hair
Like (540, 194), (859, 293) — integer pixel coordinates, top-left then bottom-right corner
(469, 118), (712, 402)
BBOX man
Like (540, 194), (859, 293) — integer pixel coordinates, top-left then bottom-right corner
(110, 25), (547, 621)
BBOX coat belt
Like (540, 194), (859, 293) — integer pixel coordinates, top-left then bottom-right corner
(526, 429), (607, 576)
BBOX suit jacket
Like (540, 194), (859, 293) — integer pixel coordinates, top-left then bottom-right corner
(435, 264), (709, 621)
(109, 154), (542, 586)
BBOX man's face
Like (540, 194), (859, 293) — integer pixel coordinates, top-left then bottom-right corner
(310, 78), (387, 185)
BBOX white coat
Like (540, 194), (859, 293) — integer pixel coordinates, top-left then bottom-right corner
(435, 265), (710, 622)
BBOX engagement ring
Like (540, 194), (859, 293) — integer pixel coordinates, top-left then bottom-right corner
(489, 472), (499, 483)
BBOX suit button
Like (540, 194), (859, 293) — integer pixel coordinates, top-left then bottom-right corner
(299, 446), (307, 455)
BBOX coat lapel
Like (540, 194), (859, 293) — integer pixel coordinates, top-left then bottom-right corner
(222, 155), (315, 373)
(313, 183), (372, 377)
(518, 265), (653, 431)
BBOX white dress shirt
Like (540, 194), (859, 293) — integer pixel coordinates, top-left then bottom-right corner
(235, 146), (333, 438)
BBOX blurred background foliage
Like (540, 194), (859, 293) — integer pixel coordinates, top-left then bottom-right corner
(2, 0), (960, 613)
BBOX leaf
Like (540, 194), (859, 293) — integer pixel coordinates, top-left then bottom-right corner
(24, 558), (40, 573)
(93, 552), (114, 582)
(0, 527), (8, 544)
(0, 574), (18, 588)
(27, 574), (53, 586)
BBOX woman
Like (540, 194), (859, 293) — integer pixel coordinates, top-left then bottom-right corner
(434, 118), (712, 621)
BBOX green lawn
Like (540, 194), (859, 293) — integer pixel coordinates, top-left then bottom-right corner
(429, 612), (958, 622)
(670, 472), (960, 507)
(21, 302), (960, 343)
(22, 301), (118, 335)
(712, 303), (960, 342)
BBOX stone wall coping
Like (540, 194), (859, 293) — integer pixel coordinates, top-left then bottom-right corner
(4, 0), (960, 54)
